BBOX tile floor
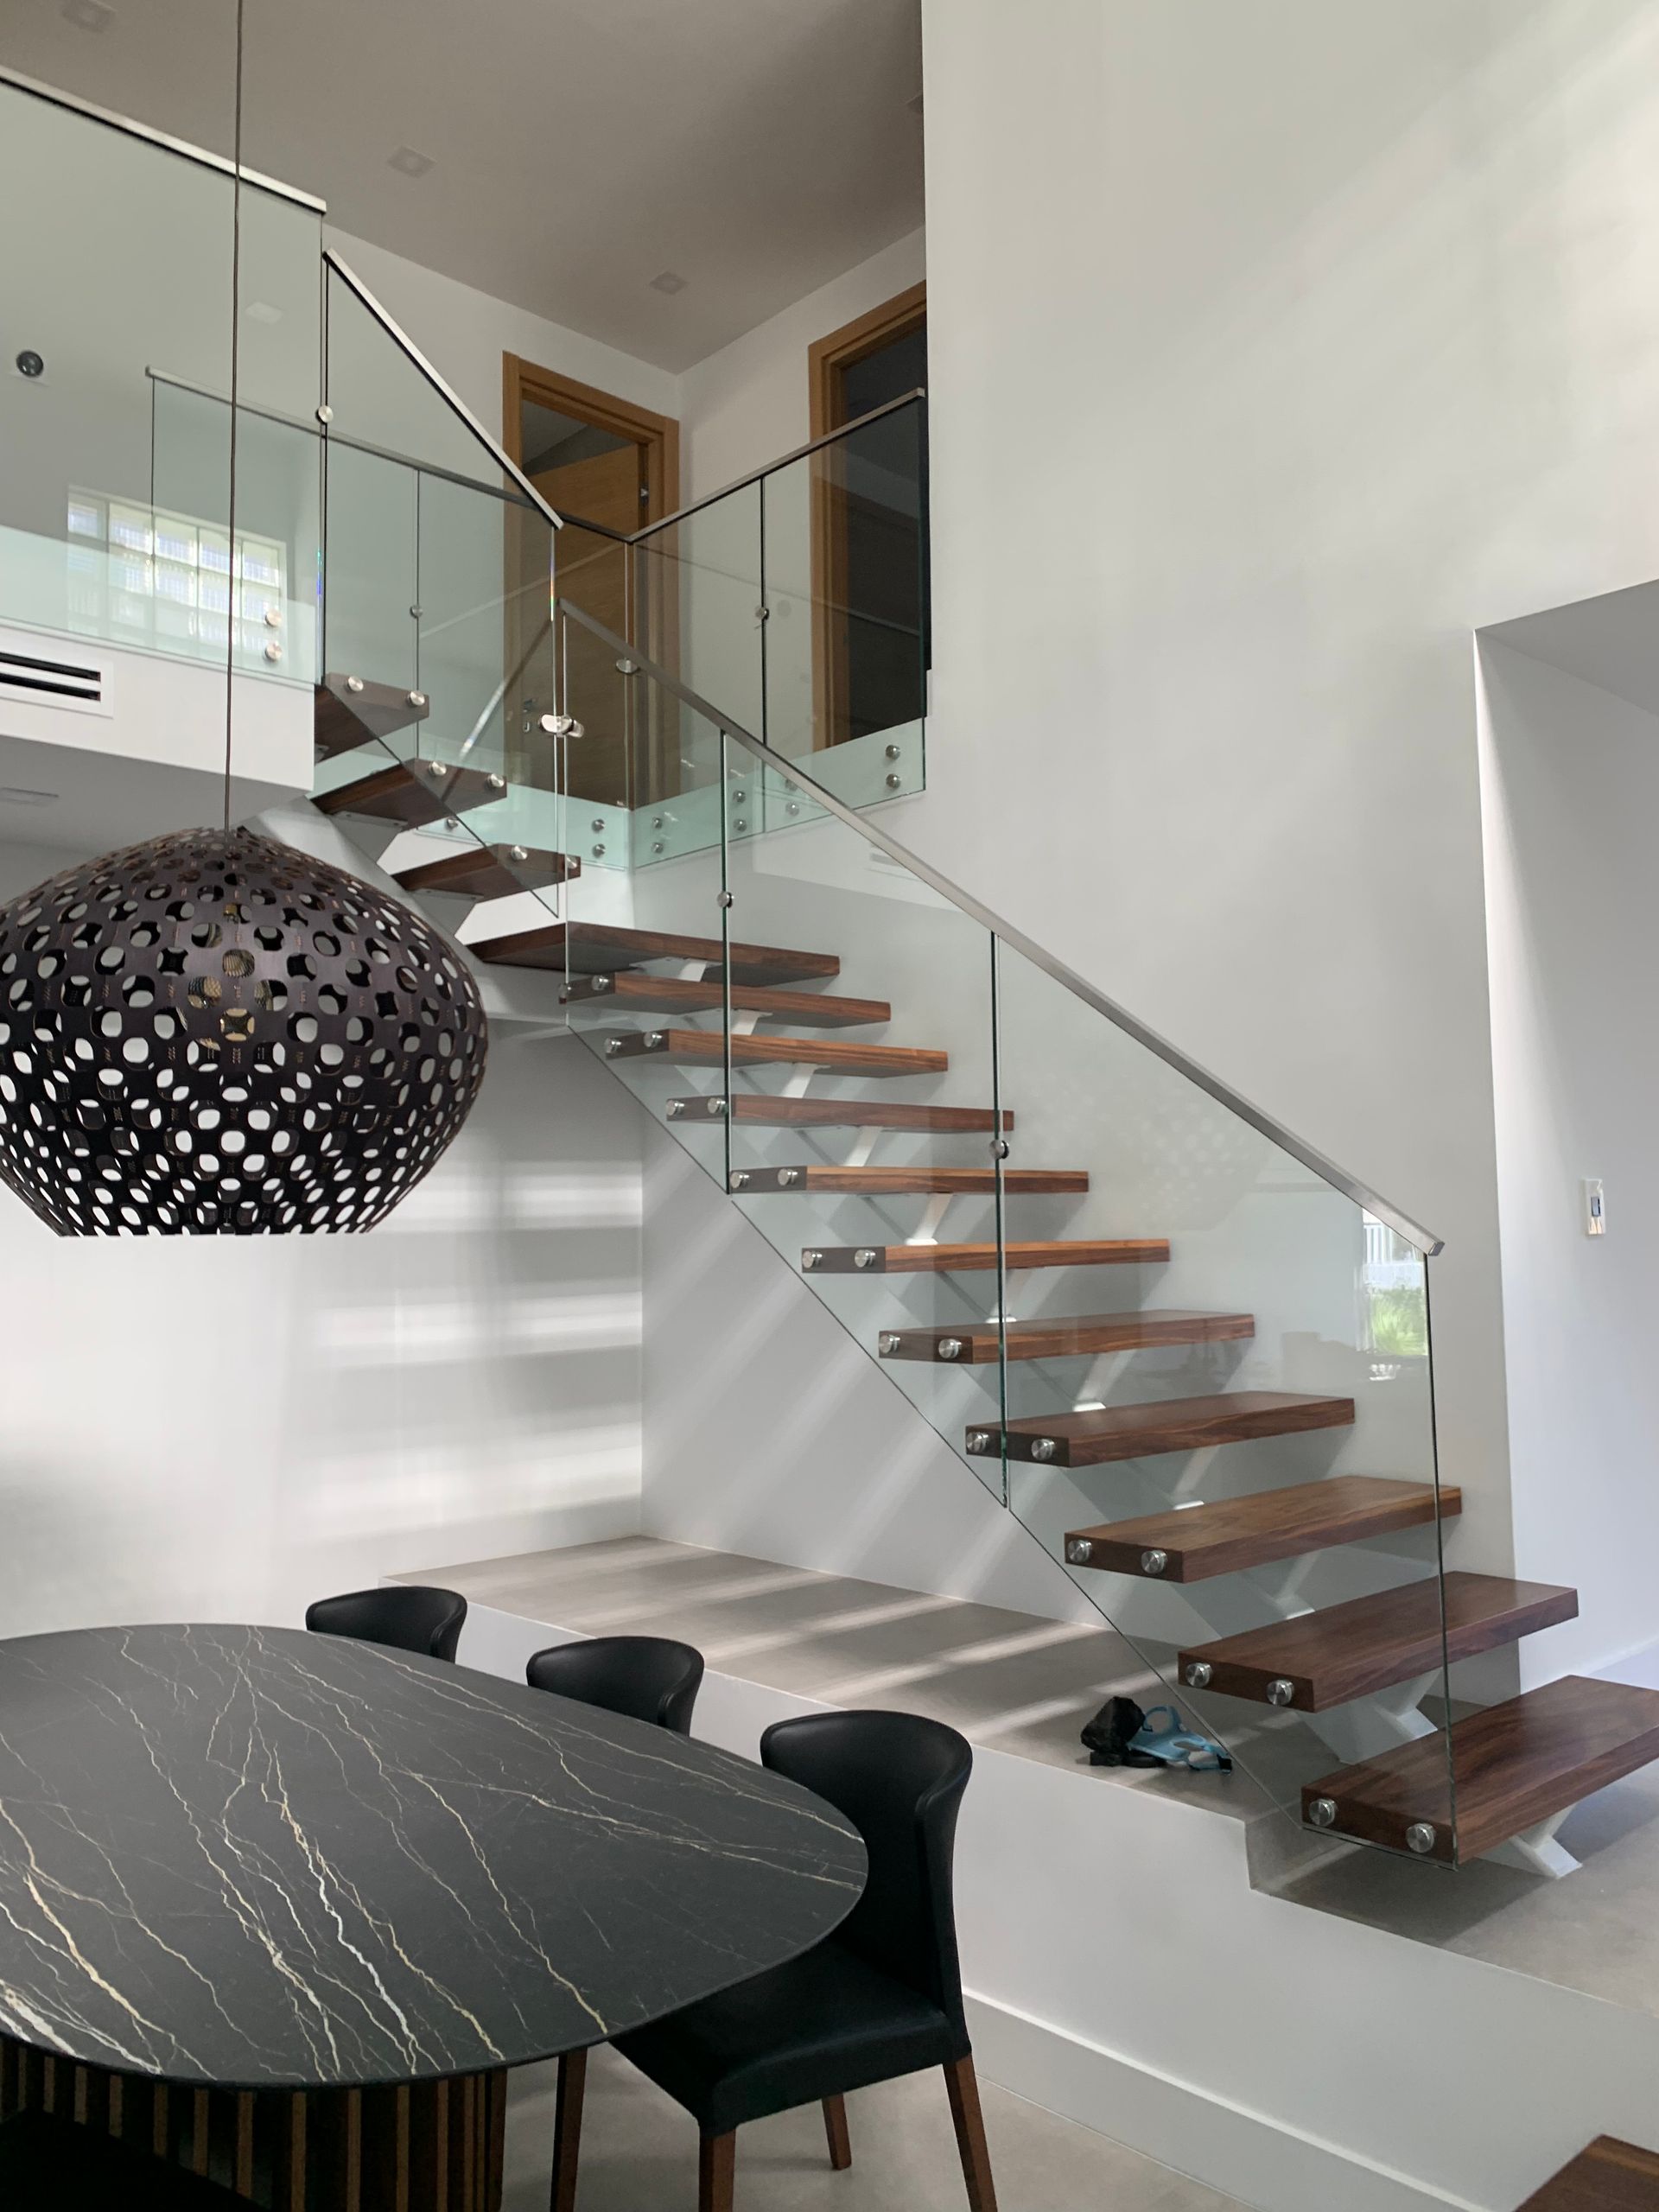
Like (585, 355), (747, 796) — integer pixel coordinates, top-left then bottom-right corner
(500, 2045), (1249, 2211)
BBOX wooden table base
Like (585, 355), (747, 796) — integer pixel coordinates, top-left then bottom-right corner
(0, 2037), (507, 2210)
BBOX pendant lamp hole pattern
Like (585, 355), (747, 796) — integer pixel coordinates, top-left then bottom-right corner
(0, 827), (488, 1235)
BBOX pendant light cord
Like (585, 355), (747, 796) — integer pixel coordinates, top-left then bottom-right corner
(224, 0), (246, 835)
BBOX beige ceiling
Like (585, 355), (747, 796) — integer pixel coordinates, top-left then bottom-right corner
(1, 0), (924, 372)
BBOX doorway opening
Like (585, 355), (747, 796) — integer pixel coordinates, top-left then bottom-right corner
(808, 283), (928, 750)
(502, 356), (679, 804)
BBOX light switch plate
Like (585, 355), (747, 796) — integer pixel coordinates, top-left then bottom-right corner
(1584, 1178), (1606, 1236)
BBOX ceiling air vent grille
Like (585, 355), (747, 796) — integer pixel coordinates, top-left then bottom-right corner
(0, 647), (103, 705)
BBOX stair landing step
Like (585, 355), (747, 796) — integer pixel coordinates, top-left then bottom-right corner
(314, 759), (506, 827)
(1065, 1475), (1460, 1584)
(393, 843), (578, 900)
(469, 921), (839, 986)
(1180, 1572), (1578, 1712)
(734, 1166), (1088, 1196)
(668, 1096), (1012, 1133)
(604, 1029), (945, 1077)
(804, 1238), (1169, 1277)
(1520, 2137), (1659, 2210)
(1302, 1675), (1659, 1863)
(314, 672), (429, 761)
(990, 1389), (1353, 1468)
(565, 975), (891, 1027)
(881, 1310), (1252, 1362)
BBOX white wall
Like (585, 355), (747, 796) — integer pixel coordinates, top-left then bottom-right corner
(678, 226), (926, 501)
(1480, 639), (1659, 1684)
(911, 0), (1659, 1603)
(0, 834), (647, 1635)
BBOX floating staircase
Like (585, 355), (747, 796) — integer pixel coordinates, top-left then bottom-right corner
(309, 668), (1659, 1882)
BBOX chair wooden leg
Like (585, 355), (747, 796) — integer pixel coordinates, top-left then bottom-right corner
(823, 2093), (852, 2171)
(944, 2057), (998, 2212)
(549, 2048), (588, 2212)
(699, 2128), (737, 2212)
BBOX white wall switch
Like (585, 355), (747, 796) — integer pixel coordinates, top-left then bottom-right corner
(1584, 1178), (1606, 1236)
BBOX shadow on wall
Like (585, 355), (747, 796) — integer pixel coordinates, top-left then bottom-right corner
(0, 1024), (646, 1638)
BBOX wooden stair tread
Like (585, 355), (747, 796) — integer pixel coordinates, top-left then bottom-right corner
(1179, 1572), (1578, 1712)
(564, 976), (891, 1027)
(314, 672), (429, 762)
(991, 1389), (1353, 1467)
(880, 1310), (1252, 1362)
(603, 1029), (947, 1077)
(804, 1238), (1169, 1276)
(314, 760), (505, 827)
(665, 1096), (1012, 1132)
(733, 1166), (1088, 1196)
(393, 843), (578, 899)
(1302, 1675), (1659, 1863)
(1065, 1476), (1460, 1584)
(469, 921), (838, 985)
(1520, 2138), (1659, 2210)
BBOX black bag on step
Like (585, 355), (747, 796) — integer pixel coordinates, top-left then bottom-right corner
(1080, 1694), (1156, 1767)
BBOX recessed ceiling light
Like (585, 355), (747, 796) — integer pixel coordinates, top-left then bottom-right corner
(61, 0), (114, 29)
(0, 787), (60, 806)
(244, 300), (283, 326)
(650, 270), (687, 296)
(388, 146), (435, 179)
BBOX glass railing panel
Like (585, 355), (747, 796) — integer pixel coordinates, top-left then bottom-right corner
(715, 741), (1006, 1503)
(0, 74), (320, 669)
(149, 378), (319, 685)
(323, 261), (505, 493)
(990, 933), (1455, 1859)
(558, 532), (637, 809)
(759, 396), (925, 791)
(632, 484), (764, 752)
(322, 441), (420, 700)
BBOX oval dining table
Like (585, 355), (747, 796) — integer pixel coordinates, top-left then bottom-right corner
(0, 1624), (867, 2209)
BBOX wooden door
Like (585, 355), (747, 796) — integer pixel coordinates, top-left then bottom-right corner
(534, 446), (640, 806)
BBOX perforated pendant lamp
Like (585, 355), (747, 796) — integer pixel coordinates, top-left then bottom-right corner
(0, 827), (487, 1235)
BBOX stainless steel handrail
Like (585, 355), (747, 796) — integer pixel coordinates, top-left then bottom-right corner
(627, 389), (925, 546)
(0, 63), (325, 211)
(144, 370), (539, 511)
(554, 595), (1443, 1255)
(322, 251), (565, 532)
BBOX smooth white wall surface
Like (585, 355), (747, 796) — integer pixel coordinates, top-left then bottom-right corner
(0, 826), (647, 1635)
(912, 0), (1659, 1593)
(1480, 639), (1659, 1684)
(678, 226), (925, 501)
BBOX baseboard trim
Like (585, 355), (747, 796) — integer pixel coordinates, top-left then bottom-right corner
(964, 1990), (1482, 2212)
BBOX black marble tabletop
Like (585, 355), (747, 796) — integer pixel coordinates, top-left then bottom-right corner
(0, 1624), (865, 2090)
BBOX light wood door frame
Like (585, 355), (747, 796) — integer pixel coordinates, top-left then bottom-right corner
(806, 281), (926, 748)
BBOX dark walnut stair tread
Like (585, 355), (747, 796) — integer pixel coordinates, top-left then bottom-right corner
(392, 844), (579, 899)
(469, 921), (839, 986)
(804, 1238), (1170, 1276)
(1065, 1475), (1461, 1584)
(1179, 1572), (1578, 1713)
(603, 1030), (947, 1077)
(667, 1096), (1013, 1132)
(1520, 2137), (1659, 2211)
(1301, 1675), (1659, 1864)
(313, 760), (505, 827)
(564, 975), (892, 1027)
(991, 1389), (1354, 1469)
(314, 672), (429, 761)
(733, 1166), (1089, 1196)
(880, 1310), (1252, 1363)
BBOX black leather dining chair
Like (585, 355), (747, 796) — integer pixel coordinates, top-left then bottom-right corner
(304, 1584), (467, 1662)
(525, 1635), (705, 1736)
(0, 2111), (245, 2209)
(548, 1708), (996, 2212)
